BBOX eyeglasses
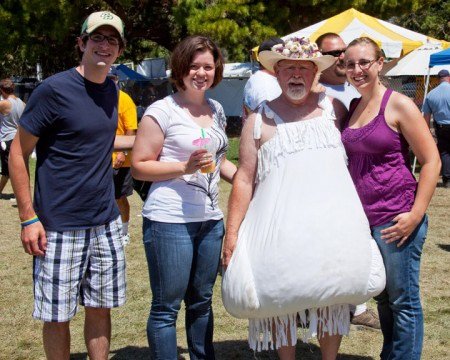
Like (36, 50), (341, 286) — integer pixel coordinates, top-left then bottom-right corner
(88, 33), (121, 46)
(321, 49), (346, 57)
(345, 59), (377, 71)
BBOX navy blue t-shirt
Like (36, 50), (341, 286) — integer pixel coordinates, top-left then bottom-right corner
(20, 68), (120, 231)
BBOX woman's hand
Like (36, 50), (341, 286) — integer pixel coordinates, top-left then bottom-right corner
(381, 211), (423, 247)
(184, 148), (211, 174)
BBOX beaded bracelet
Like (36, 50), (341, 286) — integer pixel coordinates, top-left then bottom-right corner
(21, 215), (40, 228)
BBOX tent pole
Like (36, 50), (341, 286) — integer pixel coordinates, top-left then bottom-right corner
(250, 50), (256, 74)
(413, 67), (432, 175)
(422, 67), (431, 103)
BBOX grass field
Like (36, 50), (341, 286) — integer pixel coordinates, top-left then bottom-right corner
(0, 155), (449, 359)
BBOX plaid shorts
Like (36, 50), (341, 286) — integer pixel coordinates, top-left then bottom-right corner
(33, 217), (126, 322)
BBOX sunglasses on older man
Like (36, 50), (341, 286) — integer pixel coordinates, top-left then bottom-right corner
(321, 49), (346, 57)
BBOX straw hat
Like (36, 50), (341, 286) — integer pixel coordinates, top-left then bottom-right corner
(259, 37), (335, 73)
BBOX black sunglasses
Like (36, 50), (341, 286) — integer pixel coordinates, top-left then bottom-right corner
(321, 49), (346, 57)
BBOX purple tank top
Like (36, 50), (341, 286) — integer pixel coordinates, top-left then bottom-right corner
(341, 89), (417, 227)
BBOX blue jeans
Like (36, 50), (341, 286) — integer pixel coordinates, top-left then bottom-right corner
(372, 215), (428, 360)
(143, 218), (224, 360)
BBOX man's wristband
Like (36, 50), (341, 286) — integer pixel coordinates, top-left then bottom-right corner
(21, 215), (40, 228)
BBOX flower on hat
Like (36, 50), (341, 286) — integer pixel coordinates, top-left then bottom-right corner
(272, 37), (321, 60)
(258, 36), (334, 73)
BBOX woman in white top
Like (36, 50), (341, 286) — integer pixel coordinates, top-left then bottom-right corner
(132, 35), (236, 360)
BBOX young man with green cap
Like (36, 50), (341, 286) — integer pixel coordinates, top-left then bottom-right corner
(9, 11), (128, 359)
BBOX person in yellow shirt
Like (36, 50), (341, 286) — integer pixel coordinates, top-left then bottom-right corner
(108, 68), (137, 245)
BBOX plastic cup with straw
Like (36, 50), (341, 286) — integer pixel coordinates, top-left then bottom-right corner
(192, 129), (216, 174)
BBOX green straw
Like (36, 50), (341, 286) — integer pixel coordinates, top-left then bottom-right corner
(201, 128), (206, 138)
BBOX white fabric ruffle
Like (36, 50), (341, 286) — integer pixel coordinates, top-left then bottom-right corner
(254, 95), (348, 183)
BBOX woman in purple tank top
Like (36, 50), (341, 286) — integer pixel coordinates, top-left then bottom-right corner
(341, 37), (440, 360)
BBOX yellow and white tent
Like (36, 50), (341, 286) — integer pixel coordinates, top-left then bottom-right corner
(253, 8), (448, 59)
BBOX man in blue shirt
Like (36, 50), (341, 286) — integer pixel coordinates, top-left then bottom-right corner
(423, 69), (450, 188)
(9, 11), (130, 358)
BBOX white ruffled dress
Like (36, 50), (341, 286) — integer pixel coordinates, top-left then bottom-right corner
(222, 94), (385, 351)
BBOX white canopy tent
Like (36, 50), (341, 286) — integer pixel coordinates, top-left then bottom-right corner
(222, 62), (256, 78)
(384, 44), (449, 76)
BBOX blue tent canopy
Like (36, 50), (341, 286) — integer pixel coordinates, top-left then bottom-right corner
(115, 64), (150, 81)
(429, 48), (450, 67)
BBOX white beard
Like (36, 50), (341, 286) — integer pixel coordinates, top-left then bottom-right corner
(286, 84), (307, 101)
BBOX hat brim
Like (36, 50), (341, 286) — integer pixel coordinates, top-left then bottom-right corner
(259, 50), (335, 73)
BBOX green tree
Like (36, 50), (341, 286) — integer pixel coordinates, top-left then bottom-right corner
(0, 0), (89, 77)
(392, 0), (450, 42)
(0, 0), (442, 77)
(179, 0), (436, 62)
(0, 0), (178, 78)
(182, 0), (279, 62)
(268, 0), (433, 33)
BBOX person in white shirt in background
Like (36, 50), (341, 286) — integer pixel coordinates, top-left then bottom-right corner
(0, 79), (25, 198)
(316, 33), (360, 110)
(242, 37), (283, 122)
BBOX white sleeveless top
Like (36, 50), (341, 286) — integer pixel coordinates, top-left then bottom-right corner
(222, 94), (385, 351)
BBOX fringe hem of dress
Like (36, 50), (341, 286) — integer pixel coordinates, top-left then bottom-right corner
(248, 304), (350, 351)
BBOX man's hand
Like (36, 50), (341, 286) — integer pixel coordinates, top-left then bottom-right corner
(221, 233), (238, 271)
(21, 221), (47, 256)
(113, 152), (126, 169)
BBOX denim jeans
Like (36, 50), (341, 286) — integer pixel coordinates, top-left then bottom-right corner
(143, 218), (224, 360)
(372, 215), (428, 360)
